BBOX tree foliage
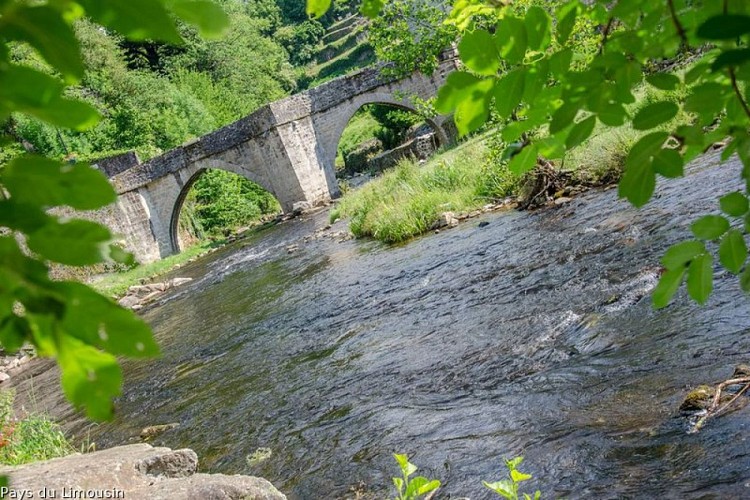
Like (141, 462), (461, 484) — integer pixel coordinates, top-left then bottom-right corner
(0, 0), (231, 421)
(312, 0), (750, 308)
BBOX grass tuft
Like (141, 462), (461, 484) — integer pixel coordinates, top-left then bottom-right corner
(0, 390), (75, 466)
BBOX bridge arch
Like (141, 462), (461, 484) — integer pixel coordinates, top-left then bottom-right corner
(321, 91), (452, 173)
(168, 158), (280, 254)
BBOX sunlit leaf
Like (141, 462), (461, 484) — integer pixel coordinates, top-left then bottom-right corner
(524, 6), (552, 51)
(719, 229), (748, 274)
(653, 267), (686, 309)
(661, 240), (706, 270)
(306, 0), (331, 19)
(27, 219), (111, 266)
(2, 156), (116, 210)
(492, 68), (526, 119)
(719, 192), (749, 217)
(687, 253), (713, 304)
(691, 215), (730, 241)
(77, 0), (182, 43)
(2, 6), (84, 82)
(459, 30), (500, 76)
(170, 1), (229, 39)
(58, 335), (122, 420)
(508, 144), (538, 175)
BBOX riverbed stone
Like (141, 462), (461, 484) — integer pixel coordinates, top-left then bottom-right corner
(0, 443), (286, 500)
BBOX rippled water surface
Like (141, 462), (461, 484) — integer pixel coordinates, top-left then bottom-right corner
(15, 152), (750, 498)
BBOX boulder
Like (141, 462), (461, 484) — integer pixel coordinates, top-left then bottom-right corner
(0, 444), (286, 500)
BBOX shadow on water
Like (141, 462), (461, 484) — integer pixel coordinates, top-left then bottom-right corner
(11, 151), (750, 499)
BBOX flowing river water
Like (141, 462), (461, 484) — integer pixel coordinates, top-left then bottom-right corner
(12, 151), (750, 499)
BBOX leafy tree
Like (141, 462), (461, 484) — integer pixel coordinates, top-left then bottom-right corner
(310, 0), (750, 308)
(0, 0), (228, 421)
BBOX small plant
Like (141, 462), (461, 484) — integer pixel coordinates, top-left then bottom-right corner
(483, 456), (541, 500)
(392, 453), (441, 500)
(0, 390), (75, 466)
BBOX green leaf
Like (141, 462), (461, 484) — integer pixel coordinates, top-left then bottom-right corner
(565, 115), (596, 149)
(459, 30), (500, 76)
(741, 265), (750, 292)
(483, 479), (515, 499)
(662, 240), (706, 270)
(598, 103), (627, 126)
(548, 48), (573, 77)
(55, 282), (159, 357)
(0, 316), (31, 353)
(646, 73), (681, 91)
(549, 102), (579, 134)
(31, 98), (101, 131)
(492, 68), (526, 119)
(510, 469), (533, 482)
(58, 335), (122, 420)
(618, 154), (656, 208)
(2, 6), (84, 82)
(0, 65), (100, 131)
(719, 230), (748, 274)
(0, 201), (53, 233)
(651, 149), (684, 178)
(405, 476), (440, 497)
(691, 215), (730, 241)
(524, 6), (552, 51)
(632, 101), (679, 130)
(170, 1), (229, 39)
(359, 0), (384, 18)
(508, 144), (538, 175)
(719, 192), (749, 217)
(556, 1), (580, 45)
(495, 16), (528, 65)
(453, 78), (495, 136)
(711, 48), (750, 71)
(696, 14), (750, 40)
(77, 0), (182, 43)
(435, 72), (482, 114)
(687, 253), (713, 305)
(306, 0), (331, 19)
(652, 267), (686, 309)
(626, 132), (669, 167)
(27, 219), (111, 266)
(2, 156), (116, 210)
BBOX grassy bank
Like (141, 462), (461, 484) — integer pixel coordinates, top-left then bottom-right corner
(0, 390), (74, 466)
(91, 238), (226, 299)
(330, 79), (692, 243)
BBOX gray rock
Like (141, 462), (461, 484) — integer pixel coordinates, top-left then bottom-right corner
(0, 444), (286, 500)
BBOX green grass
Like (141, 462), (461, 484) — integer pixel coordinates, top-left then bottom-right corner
(0, 390), (74, 466)
(330, 133), (518, 243)
(307, 43), (375, 87)
(91, 238), (226, 298)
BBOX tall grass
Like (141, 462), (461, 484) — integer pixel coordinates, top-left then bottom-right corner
(330, 135), (518, 242)
(0, 390), (75, 466)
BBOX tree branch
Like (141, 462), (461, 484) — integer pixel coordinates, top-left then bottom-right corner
(597, 17), (615, 55)
(730, 67), (750, 121)
(667, 0), (689, 48)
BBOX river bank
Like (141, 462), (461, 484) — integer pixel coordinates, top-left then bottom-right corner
(6, 149), (749, 498)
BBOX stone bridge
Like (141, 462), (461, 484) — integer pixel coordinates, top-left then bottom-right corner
(93, 55), (459, 263)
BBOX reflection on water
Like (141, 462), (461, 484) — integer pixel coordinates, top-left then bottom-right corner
(12, 151), (750, 498)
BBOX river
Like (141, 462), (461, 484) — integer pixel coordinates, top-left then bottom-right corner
(12, 150), (750, 498)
